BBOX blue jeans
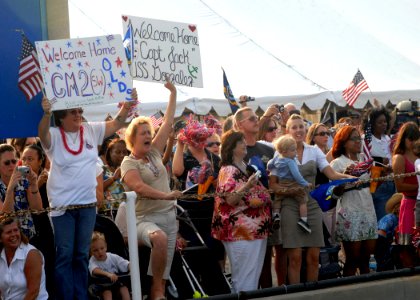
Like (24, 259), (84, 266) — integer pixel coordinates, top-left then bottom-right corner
(52, 206), (96, 300)
(372, 181), (396, 221)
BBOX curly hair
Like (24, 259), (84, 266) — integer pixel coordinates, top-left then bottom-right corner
(361, 106), (391, 134)
(331, 125), (357, 159)
(0, 218), (28, 252)
(220, 130), (245, 166)
(392, 122), (420, 155)
(105, 139), (127, 168)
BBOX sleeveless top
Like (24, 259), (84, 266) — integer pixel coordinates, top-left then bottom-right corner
(402, 156), (417, 199)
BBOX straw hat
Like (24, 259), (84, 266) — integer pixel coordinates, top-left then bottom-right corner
(385, 193), (403, 214)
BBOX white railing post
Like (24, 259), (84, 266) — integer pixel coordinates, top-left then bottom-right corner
(124, 191), (141, 299)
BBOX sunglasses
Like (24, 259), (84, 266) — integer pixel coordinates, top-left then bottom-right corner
(69, 108), (84, 116)
(240, 115), (258, 123)
(207, 142), (221, 147)
(3, 159), (17, 166)
(349, 136), (362, 142)
(314, 131), (330, 137)
(267, 126), (278, 133)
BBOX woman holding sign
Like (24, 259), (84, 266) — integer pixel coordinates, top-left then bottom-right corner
(38, 89), (137, 300)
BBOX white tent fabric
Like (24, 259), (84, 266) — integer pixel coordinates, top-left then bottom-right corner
(84, 88), (420, 121)
(69, 0), (420, 120)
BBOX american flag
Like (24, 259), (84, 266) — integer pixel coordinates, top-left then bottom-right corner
(18, 35), (43, 101)
(362, 123), (372, 160)
(150, 112), (163, 128)
(342, 70), (369, 107)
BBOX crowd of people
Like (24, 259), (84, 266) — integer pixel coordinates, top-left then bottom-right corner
(1, 86), (420, 299)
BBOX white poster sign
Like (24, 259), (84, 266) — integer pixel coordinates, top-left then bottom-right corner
(36, 35), (133, 111)
(122, 15), (203, 87)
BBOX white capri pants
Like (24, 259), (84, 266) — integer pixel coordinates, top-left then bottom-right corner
(223, 238), (267, 293)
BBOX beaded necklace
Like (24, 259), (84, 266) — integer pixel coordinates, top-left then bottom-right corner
(60, 126), (84, 155)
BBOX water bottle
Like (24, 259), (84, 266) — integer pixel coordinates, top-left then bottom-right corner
(369, 254), (377, 273)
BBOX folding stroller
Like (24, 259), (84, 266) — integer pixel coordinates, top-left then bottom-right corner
(169, 204), (231, 299)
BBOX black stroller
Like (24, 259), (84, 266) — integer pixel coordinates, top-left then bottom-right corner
(88, 214), (131, 300)
(169, 203), (232, 299)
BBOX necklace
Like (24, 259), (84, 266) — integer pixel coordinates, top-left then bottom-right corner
(60, 126), (84, 155)
(131, 153), (159, 177)
(146, 155), (160, 177)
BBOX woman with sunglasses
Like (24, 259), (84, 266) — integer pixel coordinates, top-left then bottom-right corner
(0, 144), (43, 240)
(306, 123), (335, 242)
(257, 116), (278, 148)
(392, 122), (420, 268)
(206, 133), (221, 156)
(38, 89), (137, 300)
(330, 126), (377, 276)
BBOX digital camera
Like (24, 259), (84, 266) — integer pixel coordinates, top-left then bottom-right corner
(17, 166), (30, 177)
(276, 104), (285, 113)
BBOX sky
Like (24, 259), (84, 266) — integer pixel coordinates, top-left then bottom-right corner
(68, 0), (420, 104)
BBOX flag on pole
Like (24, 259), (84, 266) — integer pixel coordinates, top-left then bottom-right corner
(123, 24), (134, 65)
(18, 35), (43, 101)
(342, 70), (369, 107)
(150, 111), (163, 128)
(222, 68), (240, 113)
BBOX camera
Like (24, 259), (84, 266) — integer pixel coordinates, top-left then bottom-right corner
(17, 166), (30, 177)
(275, 104), (285, 113)
(391, 100), (420, 134)
(246, 96), (255, 102)
(246, 164), (261, 178)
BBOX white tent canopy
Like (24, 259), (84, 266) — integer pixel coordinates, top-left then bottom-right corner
(69, 0), (420, 120)
(84, 88), (420, 121)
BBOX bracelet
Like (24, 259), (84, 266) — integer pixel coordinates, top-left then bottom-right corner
(44, 112), (52, 117)
(31, 190), (39, 194)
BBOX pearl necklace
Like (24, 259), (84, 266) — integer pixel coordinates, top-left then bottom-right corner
(60, 126), (84, 155)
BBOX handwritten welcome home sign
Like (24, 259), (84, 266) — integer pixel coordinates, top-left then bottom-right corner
(122, 16), (203, 88)
(35, 35), (133, 111)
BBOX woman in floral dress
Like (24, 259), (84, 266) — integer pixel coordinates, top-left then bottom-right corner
(211, 130), (271, 293)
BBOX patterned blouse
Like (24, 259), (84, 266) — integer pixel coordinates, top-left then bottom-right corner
(0, 179), (36, 239)
(211, 165), (272, 242)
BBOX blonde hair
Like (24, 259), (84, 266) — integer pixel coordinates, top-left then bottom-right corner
(233, 107), (253, 131)
(273, 134), (296, 154)
(91, 231), (106, 244)
(124, 116), (155, 152)
(286, 114), (304, 130)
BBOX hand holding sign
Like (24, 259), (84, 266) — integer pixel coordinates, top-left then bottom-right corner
(122, 16), (203, 88)
(36, 35), (132, 111)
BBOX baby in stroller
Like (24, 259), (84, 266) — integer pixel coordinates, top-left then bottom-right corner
(89, 231), (131, 300)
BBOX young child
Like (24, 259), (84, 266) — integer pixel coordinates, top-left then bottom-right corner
(89, 231), (131, 300)
(268, 135), (313, 233)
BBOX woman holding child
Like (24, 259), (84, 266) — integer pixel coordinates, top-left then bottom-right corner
(269, 114), (352, 284)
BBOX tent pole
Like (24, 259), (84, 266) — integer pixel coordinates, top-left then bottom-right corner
(333, 104), (337, 124)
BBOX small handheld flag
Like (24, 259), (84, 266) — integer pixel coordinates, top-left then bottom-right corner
(150, 111), (163, 128)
